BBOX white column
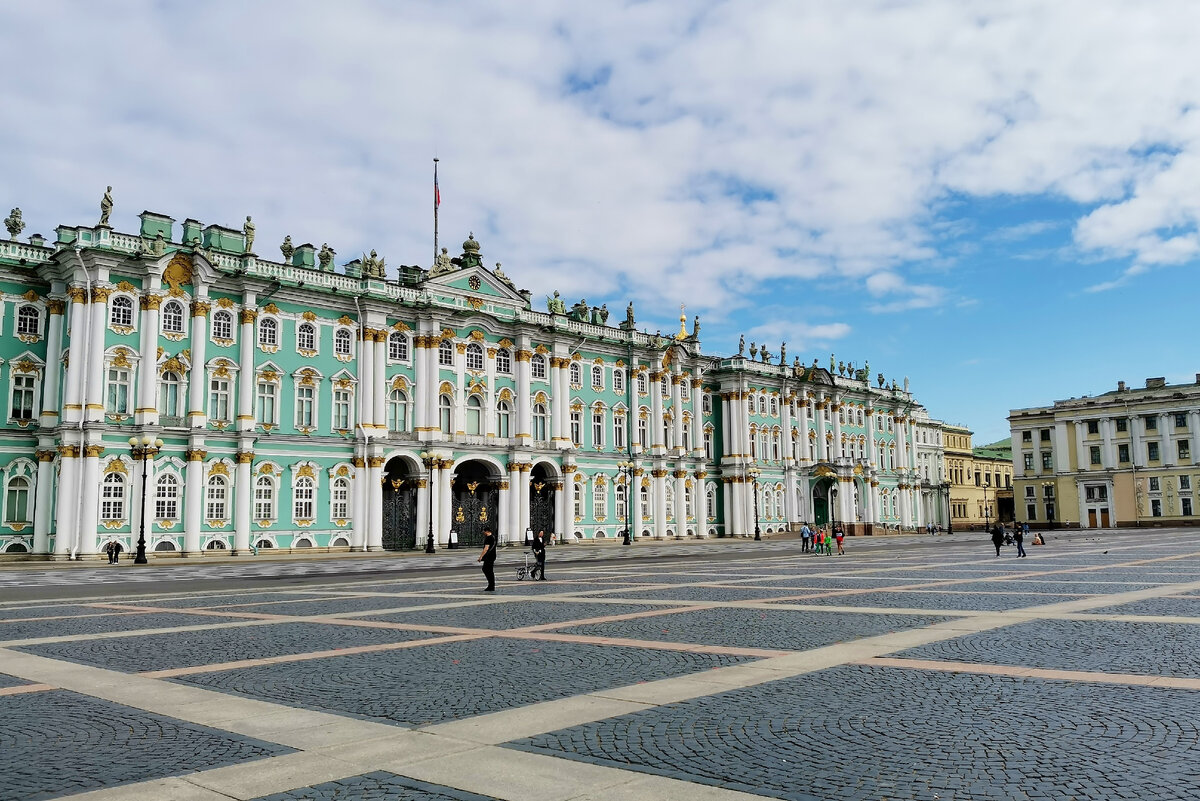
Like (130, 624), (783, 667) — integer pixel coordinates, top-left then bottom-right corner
(415, 469), (430, 550)
(485, 347), (497, 438)
(651, 372), (665, 454)
(53, 448), (78, 556)
(519, 464), (532, 536)
(188, 299), (209, 429)
(136, 293), (160, 425)
(85, 289), (108, 423)
(632, 468), (644, 537)
(674, 469), (687, 535)
(372, 330), (386, 430)
(653, 469), (667, 538)
(1101, 417), (1116, 469)
(77, 447), (101, 556)
(427, 462), (441, 548)
(438, 460), (453, 546)
(233, 303), (256, 431)
(690, 375), (704, 458)
(183, 452), (204, 554)
(32, 450), (54, 554)
(233, 453), (252, 555)
(359, 328), (375, 434)
(351, 454), (367, 551)
(721, 479), (732, 537)
(550, 358), (565, 445)
(670, 372), (683, 453)
(783, 468), (797, 525)
(1074, 421), (1088, 471)
(815, 395), (828, 461)
(832, 397), (843, 462)
(453, 342), (465, 435)
(720, 394), (732, 457)
(367, 455), (384, 550)
(1189, 410), (1200, 466)
(507, 462), (521, 542)
(1131, 418), (1146, 468)
(414, 335), (429, 434)
(1160, 414), (1173, 465)
(866, 406), (877, 468)
(516, 347), (531, 445)
(40, 301), (65, 428)
(497, 476), (510, 543)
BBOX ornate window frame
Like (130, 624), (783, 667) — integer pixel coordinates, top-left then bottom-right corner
(327, 462), (354, 526)
(253, 461), (282, 527)
(107, 293), (136, 335)
(210, 306), (236, 346)
(291, 461), (320, 527)
(7, 352), (44, 427)
(1, 458), (36, 531)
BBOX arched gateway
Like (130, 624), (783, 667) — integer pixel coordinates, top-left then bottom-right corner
(382, 456), (419, 550)
(451, 459), (501, 548)
(529, 462), (558, 540)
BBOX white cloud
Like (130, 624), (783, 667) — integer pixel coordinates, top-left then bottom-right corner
(1, 0), (1198, 323)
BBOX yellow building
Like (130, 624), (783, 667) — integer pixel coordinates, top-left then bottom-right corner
(943, 425), (1013, 530)
(1010, 376), (1200, 529)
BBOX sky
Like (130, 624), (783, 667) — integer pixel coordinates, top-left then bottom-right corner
(3, 0), (1200, 444)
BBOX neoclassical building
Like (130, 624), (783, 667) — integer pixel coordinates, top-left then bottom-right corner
(0, 202), (948, 557)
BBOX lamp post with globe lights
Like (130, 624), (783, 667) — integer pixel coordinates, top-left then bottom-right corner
(127, 435), (164, 564)
(616, 460), (635, 544)
(747, 465), (762, 541)
(420, 451), (436, 553)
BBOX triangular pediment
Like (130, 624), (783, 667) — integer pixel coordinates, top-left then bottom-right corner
(423, 265), (524, 303)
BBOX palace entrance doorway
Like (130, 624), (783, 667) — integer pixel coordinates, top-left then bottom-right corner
(452, 460), (500, 548)
(529, 462), (558, 542)
(382, 456), (418, 550)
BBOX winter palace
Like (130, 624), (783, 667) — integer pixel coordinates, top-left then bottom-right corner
(0, 199), (949, 558)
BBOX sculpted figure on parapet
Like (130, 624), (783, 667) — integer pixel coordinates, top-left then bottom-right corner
(430, 247), (454, 277)
(547, 291), (566, 315)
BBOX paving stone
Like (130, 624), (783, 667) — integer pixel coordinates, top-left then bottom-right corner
(426, 580), (614, 596)
(509, 665), (1200, 801)
(15, 622), (439, 673)
(124, 592), (332, 608)
(175, 637), (755, 727)
(217, 595), (462, 616)
(1086, 596), (1200, 617)
(0, 612), (258, 643)
(252, 770), (501, 800)
(769, 590), (1082, 612)
(0, 604), (107, 619)
(577, 585), (805, 602)
(551, 606), (951, 651)
(946, 580), (1165, 596)
(898, 618), (1200, 676)
(363, 601), (663, 630)
(0, 689), (290, 801)
(0, 672), (32, 688)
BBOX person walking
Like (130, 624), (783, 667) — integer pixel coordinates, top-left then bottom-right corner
(835, 525), (845, 556)
(824, 528), (834, 556)
(478, 527), (497, 591)
(105, 540), (115, 564)
(1014, 527), (1027, 558)
(990, 524), (1004, 557)
(532, 530), (547, 580)
(800, 523), (811, 554)
(813, 528), (823, 556)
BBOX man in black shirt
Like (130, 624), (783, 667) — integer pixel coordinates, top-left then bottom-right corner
(478, 527), (496, 591)
(532, 530), (547, 580)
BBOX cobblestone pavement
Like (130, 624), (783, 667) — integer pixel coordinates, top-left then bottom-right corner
(0, 690), (290, 801)
(251, 771), (501, 800)
(175, 636), (756, 726)
(510, 664), (1200, 801)
(897, 618), (1200, 676)
(552, 606), (954, 651)
(4, 529), (1200, 800)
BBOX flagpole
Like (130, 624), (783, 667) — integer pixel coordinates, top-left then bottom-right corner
(439, 158), (444, 267)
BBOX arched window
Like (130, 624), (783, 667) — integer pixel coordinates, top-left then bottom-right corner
(665, 482), (675, 521)
(682, 420), (692, 451)
(154, 474), (179, 520)
(297, 322), (316, 351)
(703, 427), (714, 460)
(528, 354), (545, 379)
(294, 476), (315, 519)
(465, 343), (483, 371)
(615, 482), (627, 521)
(205, 475), (228, 520)
(438, 394), (452, 434)
(495, 348), (511, 374)
(702, 393), (712, 415)
(161, 301), (184, 333)
(591, 365), (603, 389)
(769, 397), (778, 416)
(532, 402), (548, 442)
(639, 482), (651, 519)
(681, 381), (690, 401)
(685, 484), (694, 520)
(100, 473), (125, 521)
(496, 400), (511, 438)
(388, 332), (408, 361)
(334, 328), (352, 356)
(637, 372), (647, 395)
(331, 477), (350, 519)
(109, 297), (133, 328)
(592, 409), (605, 449)
(388, 389), (409, 432)
(637, 413), (648, 449)
(253, 475), (275, 522)
(660, 376), (669, 397)
(706, 485), (717, 520)
(573, 480), (585, 520)
(613, 369), (625, 394)
(569, 362), (582, 386)
(466, 395), (483, 435)
(16, 304), (40, 336)
(593, 480), (607, 519)
(438, 340), (454, 366)
(758, 396), (767, 415)
(5, 475), (30, 523)
(159, 371), (182, 417)
(772, 429), (781, 461)
(212, 310), (233, 340)
(258, 317), (277, 346)
(749, 430), (757, 459)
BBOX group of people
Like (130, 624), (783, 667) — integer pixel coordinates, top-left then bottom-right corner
(477, 528), (549, 591)
(799, 523), (845, 556)
(103, 540), (123, 564)
(990, 522), (1044, 557)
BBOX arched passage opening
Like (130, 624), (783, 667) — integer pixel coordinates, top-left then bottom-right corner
(452, 459), (501, 548)
(811, 476), (836, 527)
(529, 462), (559, 542)
(383, 456), (420, 550)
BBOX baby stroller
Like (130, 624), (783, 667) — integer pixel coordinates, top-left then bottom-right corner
(515, 550), (543, 581)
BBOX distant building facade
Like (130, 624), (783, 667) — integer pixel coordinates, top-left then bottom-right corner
(1010, 377), (1200, 529)
(0, 202), (949, 557)
(944, 425), (1013, 529)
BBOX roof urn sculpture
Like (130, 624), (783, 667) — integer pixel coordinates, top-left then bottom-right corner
(318, 243), (334, 271)
(4, 208), (24, 240)
(280, 235), (295, 263)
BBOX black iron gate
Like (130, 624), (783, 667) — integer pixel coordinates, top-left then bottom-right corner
(529, 479), (556, 541)
(453, 479), (498, 548)
(382, 479), (418, 550)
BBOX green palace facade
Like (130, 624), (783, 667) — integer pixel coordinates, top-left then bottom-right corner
(0, 200), (948, 558)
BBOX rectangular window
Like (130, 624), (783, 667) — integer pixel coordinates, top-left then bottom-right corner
(333, 389), (352, 431)
(1116, 418), (1127, 433)
(1146, 416), (1158, 431)
(296, 386), (315, 428)
(592, 412), (604, 449)
(1176, 413), (1188, 428)
(1023, 453), (1033, 470)
(614, 416), (626, 450)
(1089, 445), (1101, 465)
(1179, 440), (1191, 460)
(1022, 430), (1032, 442)
(1026, 503), (1037, 520)
(1181, 475), (1192, 491)
(1148, 442), (1160, 461)
(10, 375), (35, 420)
(570, 410), (582, 447)
(1042, 452), (1052, 471)
(1041, 429), (1051, 441)
(1043, 484), (1055, 498)
(1045, 502), (1054, 521)
(593, 485), (606, 520)
(1025, 486), (1035, 498)
(106, 368), (130, 415)
(613, 370), (625, 394)
(256, 381), (277, 425)
(1087, 421), (1099, 435)
(1118, 444), (1130, 463)
(208, 377), (230, 422)
(1149, 477), (1160, 491)
(331, 481), (349, 519)
(1183, 497), (1193, 516)
(1151, 498), (1163, 517)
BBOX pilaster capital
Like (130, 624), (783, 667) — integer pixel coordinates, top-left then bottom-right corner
(190, 299), (210, 317)
(90, 286), (112, 303)
(140, 293), (163, 311)
(352, 456), (366, 468)
(235, 451), (255, 464)
(239, 309), (258, 324)
(83, 444), (105, 458)
(67, 287), (88, 304)
(185, 449), (208, 462)
(47, 298), (67, 315)
(367, 456), (386, 468)
(36, 449), (56, 462)
(58, 445), (80, 459)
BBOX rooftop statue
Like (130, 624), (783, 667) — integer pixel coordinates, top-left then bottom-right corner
(243, 215), (255, 252)
(625, 301), (635, 326)
(830, 353), (836, 373)
(838, 360), (845, 376)
(779, 341), (786, 364)
(362, 249), (386, 279)
(749, 342), (758, 359)
(547, 290), (566, 315)
(864, 360), (870, 377)
(570, 298), (589, 321)
(692, 314), (700, 339)
(599, 303), (609, 324)
(878, 373), (885, 388)
(738, 335), (745, 356)
(4, 208), (24, 240)
(318, 243), (334, 271)
(280, 235), (294, 263)
(761, 347), (771, 363)
(494, 262), (516, 289)
(430, 247), (454, 277)
(99, 186), (113, 226)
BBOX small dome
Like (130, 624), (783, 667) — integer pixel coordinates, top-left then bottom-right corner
(462, 232), (480, 253)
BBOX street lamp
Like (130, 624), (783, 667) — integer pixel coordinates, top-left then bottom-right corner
(616, 460), (634, 545)
(1042, 480), (1056, 529)
(420, 451), (436, 553)
(942, 481), (953, 534)
(983, 482), (991, 532)
(127, 435), (164, 565)
(748, 465), (762, 541)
